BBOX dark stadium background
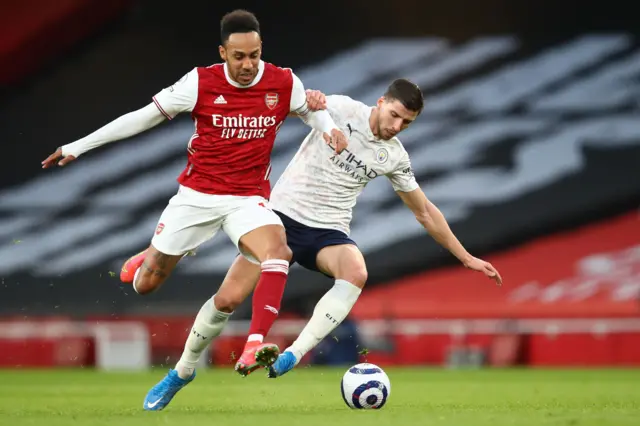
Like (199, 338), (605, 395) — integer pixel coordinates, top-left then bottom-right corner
(1, 0), (639, 370)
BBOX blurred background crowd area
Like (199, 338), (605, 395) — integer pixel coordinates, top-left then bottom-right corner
(0, 0), (638, 370)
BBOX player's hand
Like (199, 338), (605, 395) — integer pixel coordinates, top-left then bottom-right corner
(323, 128), (348, 154)
(41, 147), (76, 169)
(305, 89), (327, 111)
(463, 256), (503, 286)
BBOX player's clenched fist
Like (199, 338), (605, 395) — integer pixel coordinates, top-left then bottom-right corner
(323, 128), (348, 154)
(41, 147), (76, 168)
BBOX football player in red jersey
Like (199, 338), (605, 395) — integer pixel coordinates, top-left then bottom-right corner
(42, 9), (348, 401)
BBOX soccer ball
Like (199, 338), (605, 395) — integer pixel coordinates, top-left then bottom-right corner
(340, 363), (391, 409)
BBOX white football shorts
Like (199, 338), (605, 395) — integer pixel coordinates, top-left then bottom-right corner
(150, 185), (283, 263)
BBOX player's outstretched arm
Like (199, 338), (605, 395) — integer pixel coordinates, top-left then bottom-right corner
(43, 68), (197, 168)
(41, 103), (166, 168)
(396, 187), (503, 286)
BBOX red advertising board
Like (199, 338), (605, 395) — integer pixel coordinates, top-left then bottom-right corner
(352, 212), (640, 319)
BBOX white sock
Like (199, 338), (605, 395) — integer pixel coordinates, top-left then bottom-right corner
(287, 279), (362, 362)
(132, 268), (141, 294)
(247, 334), (264, 343)
(175, 296), (231, 379)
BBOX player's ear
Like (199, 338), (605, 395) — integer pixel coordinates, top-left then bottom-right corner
(376, 96), (385, 107)
(218, 45), (226, 62)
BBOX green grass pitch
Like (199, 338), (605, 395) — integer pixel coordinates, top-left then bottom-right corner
(0, 367), (639, 425)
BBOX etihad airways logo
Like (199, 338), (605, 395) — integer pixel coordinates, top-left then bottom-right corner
(329, 150), (380, 182)
(213, 113), (278, 139)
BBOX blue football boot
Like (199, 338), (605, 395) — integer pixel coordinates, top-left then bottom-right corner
(143, 369), (195, 411)
(267, 351), (298, 378)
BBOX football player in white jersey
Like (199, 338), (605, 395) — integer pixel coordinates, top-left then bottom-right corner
(267, 79), (501, 376)
(145, 79), (502, 408)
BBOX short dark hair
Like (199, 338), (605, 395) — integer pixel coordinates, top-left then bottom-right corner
(220, 9), (260, 44)
(384, 79), (424, 113)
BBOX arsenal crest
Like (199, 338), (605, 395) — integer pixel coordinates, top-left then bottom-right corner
(265, 93), (279, 110)
(155, 223), (165, 235)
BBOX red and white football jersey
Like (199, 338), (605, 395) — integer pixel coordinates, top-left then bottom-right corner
(152, 60), (306, 198)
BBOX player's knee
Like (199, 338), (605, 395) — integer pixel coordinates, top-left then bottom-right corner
(343, 266), (368, 289)
(213, 288), (244, 313)
(282, 244), (293, 262)
(265, 243), (293, 262)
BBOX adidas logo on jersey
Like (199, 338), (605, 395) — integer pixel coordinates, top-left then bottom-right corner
(214, 95), (227, 104)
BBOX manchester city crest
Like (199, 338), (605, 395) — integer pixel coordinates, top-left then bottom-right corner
(376, 148), (389, 164)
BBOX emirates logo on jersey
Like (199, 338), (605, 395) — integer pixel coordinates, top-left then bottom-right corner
(212, 113), (278, 139)
(265, 93), (279, 110)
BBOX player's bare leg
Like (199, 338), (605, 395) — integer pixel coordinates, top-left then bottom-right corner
(315, 244), (368, 289)
(234, 224), (292, 376)
(213, 255), (262, 313)
(120, 245), (183, 295)
(269, 244), (365, 378)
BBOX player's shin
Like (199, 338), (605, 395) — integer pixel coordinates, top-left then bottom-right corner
(287, 279), (362, 361)
(246, 259), (289, 342)
(175, 296), (231, 379)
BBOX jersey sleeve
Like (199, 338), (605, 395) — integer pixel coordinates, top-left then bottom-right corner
(289, 71), (339, 133)
(387, 150), (420, 192)
(152, 68), (198, 120)
(325, 95), (352, 114)
(289, 72), (307, 112)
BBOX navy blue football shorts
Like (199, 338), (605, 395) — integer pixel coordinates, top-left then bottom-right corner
(275, 210), (357, 277)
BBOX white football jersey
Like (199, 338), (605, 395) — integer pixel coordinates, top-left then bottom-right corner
(270, 95), (419, 235)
